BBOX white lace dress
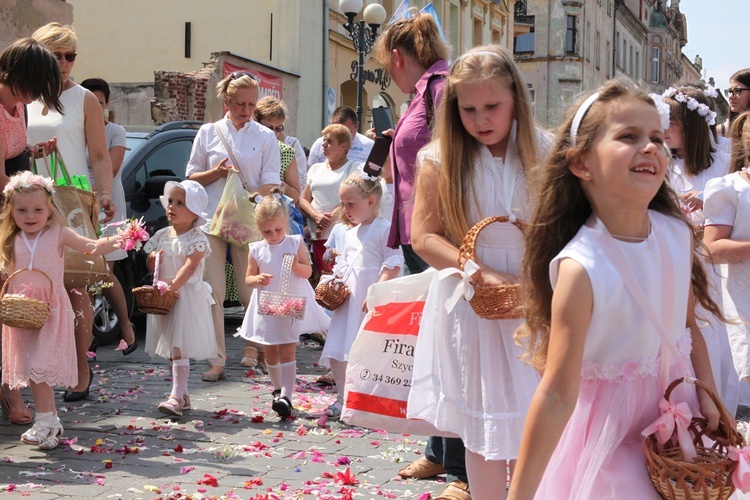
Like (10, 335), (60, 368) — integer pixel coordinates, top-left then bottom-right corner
(407, 131), (545, 460)
(143, 227), (218, 360)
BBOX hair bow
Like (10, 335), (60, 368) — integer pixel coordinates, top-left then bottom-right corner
(253, 194), (263, 204)
(728, 446), (750, 493)
(360, 171), (380, 182)
(641, 397), (696, 461)
(437, 259), (480, 313)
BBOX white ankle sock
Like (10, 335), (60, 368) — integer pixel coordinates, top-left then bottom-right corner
(280, 361), (297, 400)
(267, 363), (282, 391)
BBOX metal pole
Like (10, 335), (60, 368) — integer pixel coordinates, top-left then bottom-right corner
(356, 20), (365, 132)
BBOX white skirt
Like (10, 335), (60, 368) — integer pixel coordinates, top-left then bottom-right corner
(146, 280), (218, 360)
(407, 225), (540, 460)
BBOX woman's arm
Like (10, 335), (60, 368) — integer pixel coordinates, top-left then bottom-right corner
(168, 251), (204, 292)
(298, 183), (331, 228)
(188, 157), (232, 186)
(702, 224), (750, 263)
(59, 226), (121, 256)
(83, 91), (114, 221)
(282, 157), (301, 201)
(109, 144), (126, 176)
(508, 258), (591, 499)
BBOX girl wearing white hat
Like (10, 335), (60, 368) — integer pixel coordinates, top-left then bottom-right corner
(143, 180), (218, 416)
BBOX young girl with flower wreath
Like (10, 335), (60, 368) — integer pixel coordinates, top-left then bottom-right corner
(704, 111), (750, 400)
(660, 84), (738, 414)
(0, 172), (124, 449)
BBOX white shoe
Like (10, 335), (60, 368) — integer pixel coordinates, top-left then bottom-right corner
(21, 414), (63, 450)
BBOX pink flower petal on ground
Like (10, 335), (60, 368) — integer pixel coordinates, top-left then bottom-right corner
(115, 339), (128, 351)
(417, 494), (432, 500)
(86, 351), (97, 358)
(317, 415), (328, 427)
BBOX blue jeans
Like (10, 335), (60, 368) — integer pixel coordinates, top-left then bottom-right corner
(426, 436), (468, 484)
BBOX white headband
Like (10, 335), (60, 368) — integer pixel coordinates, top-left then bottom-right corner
(570, 92), (601, 147)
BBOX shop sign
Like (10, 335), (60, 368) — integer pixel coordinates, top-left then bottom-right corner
(350, 61), (391, 91)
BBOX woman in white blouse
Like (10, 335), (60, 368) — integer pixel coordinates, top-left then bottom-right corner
(187, 71), (281, 382)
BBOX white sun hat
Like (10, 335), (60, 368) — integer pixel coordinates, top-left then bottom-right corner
(160, 180), (209, 226)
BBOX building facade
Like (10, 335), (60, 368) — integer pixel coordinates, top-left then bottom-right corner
(514, 0), (696, 128)
(67, 0), (325, 146)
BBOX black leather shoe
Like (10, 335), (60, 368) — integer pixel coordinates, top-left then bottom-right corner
(123, 340), (138, 356)
(63, 367), (93, 402)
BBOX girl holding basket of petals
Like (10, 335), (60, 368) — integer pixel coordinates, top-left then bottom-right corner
(236, 188), (329, 418)
(0, 173), (124, 449)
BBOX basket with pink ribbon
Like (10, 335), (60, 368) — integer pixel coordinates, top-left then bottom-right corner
(258, 253), (306, 320)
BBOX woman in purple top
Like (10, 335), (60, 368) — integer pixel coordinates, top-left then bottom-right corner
(373, 11), (469, 500)
(373, 11), (450, 275)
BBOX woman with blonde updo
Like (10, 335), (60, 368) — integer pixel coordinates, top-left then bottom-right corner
(186, 71), (281, 381)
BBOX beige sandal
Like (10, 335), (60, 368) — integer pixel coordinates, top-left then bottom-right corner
(241, 346), (259, 368)
(397, 456), (446, 479)
(433, 480), (471, 500)
(182, 393), (191, 410)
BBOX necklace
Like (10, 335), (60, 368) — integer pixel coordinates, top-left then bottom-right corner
(610, 234), (648, 242)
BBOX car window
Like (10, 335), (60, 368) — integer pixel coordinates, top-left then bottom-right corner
(143, 140), (191, 179)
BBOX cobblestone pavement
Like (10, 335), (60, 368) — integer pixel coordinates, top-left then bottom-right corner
(0, 308), (446, 499)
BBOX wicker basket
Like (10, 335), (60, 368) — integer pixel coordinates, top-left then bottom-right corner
(644, 377), (744, 500)
(315, 276), (350, 311)
(132, 286), (179, 315)
(458, 215), (526, 320)
(0, 269), (52, 329)
(258, 254), (306, 319)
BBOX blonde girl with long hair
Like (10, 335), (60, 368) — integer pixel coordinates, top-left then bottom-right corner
(408, 45), (550, 498)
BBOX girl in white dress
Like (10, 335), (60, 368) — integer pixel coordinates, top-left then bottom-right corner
(237, 188), (330, 418)
(408, 46), (548, 497)
(661, 85), (739, 414)
(144, 180), (217, 417)
(704, 113), (750, 392)
(509, 82), (722, 499)
(320, 171), (403, 418)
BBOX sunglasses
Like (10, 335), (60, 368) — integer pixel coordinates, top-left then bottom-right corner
(53, 52), (77, 62)
(725, 87), (750, 98)
(230, 70), (256, 81)
(263, 123), (284, 133)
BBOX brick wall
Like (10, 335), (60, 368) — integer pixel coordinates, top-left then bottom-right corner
(151, 65), (214, 124)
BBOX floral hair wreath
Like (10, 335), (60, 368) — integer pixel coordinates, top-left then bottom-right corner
(661, 87), (717, 127)
(3, 171), (55, 197)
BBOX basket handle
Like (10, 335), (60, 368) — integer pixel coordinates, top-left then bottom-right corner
(0, 268), (54, 301)
(458, 215), (526, 272)
(279, 253), (295, 295)
(664, 376), (744, 448)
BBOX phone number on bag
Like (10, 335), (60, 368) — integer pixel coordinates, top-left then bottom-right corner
(359, 369), (411, 387)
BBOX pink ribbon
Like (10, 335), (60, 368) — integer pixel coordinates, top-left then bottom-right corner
(154, 281), (169, 295)
(728, 446), (750, 493)
(641, 397), (697, 461)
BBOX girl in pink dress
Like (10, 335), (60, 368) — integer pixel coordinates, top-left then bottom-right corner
(0, 173), (120, 450)
(509, 82), (724, 499)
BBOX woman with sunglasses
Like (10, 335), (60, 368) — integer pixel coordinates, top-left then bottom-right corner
(187, 71), (281, 382)
(720, 68), (750, 136)
(253, 97), (301, 201)
(27, 22), (115, 404)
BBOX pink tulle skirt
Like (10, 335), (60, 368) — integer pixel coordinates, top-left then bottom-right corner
(536, 363), (700, 499)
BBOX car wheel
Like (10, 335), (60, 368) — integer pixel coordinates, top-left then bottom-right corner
(92, 293), (121, 344)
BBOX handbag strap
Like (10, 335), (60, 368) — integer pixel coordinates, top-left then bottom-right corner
(35, 152), (72, 187)
(588, 216), (692, 390)
(338, 218), (380, 282)
(213, 123), (249, 190)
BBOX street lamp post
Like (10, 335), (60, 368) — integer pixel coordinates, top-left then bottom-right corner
(340, 0), (387, 132)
